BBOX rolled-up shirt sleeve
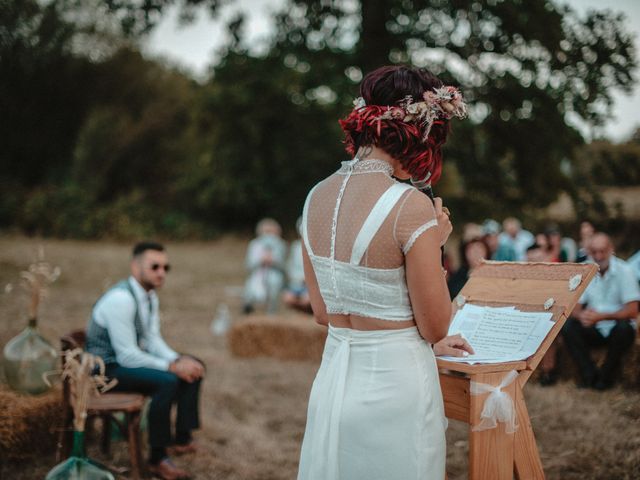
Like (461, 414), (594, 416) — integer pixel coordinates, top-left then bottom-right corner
(94, 290), (171, 370)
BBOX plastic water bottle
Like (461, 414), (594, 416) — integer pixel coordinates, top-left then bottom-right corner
(211, 303), (231, 336)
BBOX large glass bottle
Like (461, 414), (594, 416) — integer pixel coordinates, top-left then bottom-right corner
(45, 431), (115, 480)
(2, 317), (58, 395)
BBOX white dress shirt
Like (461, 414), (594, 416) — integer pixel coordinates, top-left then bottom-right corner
(498, 229), (535, 261)
(579, 256), (640, 337)
(92, 276), (179, 370)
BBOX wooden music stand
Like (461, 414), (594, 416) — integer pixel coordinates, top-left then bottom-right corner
(437, 261), (598, 480)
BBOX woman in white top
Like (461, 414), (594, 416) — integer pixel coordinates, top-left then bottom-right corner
(297, 65), (471, 480)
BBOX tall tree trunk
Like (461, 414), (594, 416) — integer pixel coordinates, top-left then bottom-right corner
(358, 0), (394, 73)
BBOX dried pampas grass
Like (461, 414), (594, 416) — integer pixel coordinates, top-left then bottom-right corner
(19, 247), (61, 321)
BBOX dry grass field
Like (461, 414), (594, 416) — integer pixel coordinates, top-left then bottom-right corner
(0, 236), (639, 479)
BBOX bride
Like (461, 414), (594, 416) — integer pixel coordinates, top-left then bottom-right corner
(297, 65), (471, 480)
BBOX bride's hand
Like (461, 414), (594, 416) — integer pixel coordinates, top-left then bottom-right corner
(433, 197), (452, 246)
(433, 334), (474, 357)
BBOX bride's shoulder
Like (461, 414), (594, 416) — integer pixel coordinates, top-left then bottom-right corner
(397, 187), (436, 217)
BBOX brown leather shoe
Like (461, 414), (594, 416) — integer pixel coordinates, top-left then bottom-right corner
(148, 458), (192, 480)
(168, 441), (199, 456)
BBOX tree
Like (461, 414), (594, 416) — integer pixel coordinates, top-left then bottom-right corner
(574, 137), (640, 187)
(178, 48), (345, 230)
(0, 0), (98, 187)
(262, 0), (636, 217)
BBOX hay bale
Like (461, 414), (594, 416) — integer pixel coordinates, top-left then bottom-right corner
(0, 386), (63, 461)
(228, 314), (327, 362)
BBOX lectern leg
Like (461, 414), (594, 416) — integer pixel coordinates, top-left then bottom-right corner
(468, 372), (516, 480)
(514, 387), (545, 479)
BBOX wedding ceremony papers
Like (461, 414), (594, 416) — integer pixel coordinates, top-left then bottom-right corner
(440, 304), (554, 364)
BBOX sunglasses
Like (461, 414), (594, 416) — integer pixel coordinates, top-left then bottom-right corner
(150, 263), (171, 273)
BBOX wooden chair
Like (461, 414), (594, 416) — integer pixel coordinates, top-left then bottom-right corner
(58, 330), (146, 479)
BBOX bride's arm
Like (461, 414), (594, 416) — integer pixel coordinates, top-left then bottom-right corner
(402, 196), (453, 344)
(302, 244), (329, 326)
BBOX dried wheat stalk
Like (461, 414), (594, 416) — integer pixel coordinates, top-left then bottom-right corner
(20, 248), (61, 320)
(60, 349), (117, 432)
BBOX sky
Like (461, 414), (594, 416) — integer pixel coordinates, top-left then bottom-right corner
(144, 0), (640, 142)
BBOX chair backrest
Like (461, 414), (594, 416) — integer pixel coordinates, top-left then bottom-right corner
(60, 329), (87, 353)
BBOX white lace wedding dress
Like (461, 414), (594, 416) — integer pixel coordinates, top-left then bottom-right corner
(297, 158), (447, 480)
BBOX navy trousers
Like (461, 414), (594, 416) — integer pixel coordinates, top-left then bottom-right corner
(562, 318), (635, 385)
(106, 362), (202, 448)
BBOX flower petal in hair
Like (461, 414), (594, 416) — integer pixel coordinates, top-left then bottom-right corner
(430, 86), (467, 119)
(353, 96), (366, 109)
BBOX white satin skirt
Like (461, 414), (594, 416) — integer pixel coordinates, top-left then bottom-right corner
(297, 325), (447, 480)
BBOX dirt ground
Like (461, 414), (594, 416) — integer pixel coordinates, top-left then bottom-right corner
(0, 236), (639, 479)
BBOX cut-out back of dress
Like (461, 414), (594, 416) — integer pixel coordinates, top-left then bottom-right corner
(301, 158), (438, 321)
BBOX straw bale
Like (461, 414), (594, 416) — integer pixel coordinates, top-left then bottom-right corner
(228, 314), (327, 362)
(0, 386), (63, 460)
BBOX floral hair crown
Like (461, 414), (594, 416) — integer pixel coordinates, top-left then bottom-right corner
(352, 86), (467, 142)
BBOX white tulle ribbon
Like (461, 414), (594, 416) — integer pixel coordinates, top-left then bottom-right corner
(470, 370), (519, 434)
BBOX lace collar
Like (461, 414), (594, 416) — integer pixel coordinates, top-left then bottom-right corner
(337, 158), (394, 176)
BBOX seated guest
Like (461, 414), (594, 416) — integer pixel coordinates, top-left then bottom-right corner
(576, 220), (595, 262)
(242, 218), (287, 314)
(86, 242), (204, 480)
(534, 233), (552, 261)
(526, 242), (548, 263)
(448, 237), (491, 299)
(282, 218), (312, 314)
(545, 224), (571, 262)
(482, 219), (516, 261)
(499, 217), (534, 261)
(562, 233), (640, 390)
(526, 243), (557, 385)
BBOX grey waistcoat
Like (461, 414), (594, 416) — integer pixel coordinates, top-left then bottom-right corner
(86, 280), (144, 366)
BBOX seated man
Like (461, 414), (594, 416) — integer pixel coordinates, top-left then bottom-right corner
(86, 242), (205, 480)
(562, 233), (640, 390)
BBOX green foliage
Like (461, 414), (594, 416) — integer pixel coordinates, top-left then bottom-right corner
(264, 0), (635, 215)
(0, 0), (98, 187)
(176, 51), (345, 230)
(574, 136), (640, 187)
(0, 0), (637, 238)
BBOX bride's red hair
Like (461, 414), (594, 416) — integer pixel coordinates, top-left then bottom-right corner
(339, 66), (451, 184)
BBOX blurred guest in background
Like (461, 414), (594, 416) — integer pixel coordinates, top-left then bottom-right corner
(561, 236), (578, 263)
(243, 218), (287, 314)
(462, 222), (483, 243)
(562, 233), (640, 390)
(282, 218), (312, 314)
(499, 217), (534, 261)
(544, 224), (573, 263)
(526, 243), (548, 263)
(529, 236), (560, 384)
(482, 219), (516, 261)
(534, 233), (551, 261)
(86, 242), (204, 480)
(448, 236), (491, 299)
(576, 220), (595, 262)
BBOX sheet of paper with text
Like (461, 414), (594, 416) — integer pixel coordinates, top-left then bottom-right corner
(440, 304), (554, 364)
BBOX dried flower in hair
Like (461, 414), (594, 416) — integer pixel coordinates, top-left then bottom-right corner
(353, 97), (366, 109)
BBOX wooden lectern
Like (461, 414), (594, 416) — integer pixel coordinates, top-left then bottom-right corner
(437, 261), (598, 480)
